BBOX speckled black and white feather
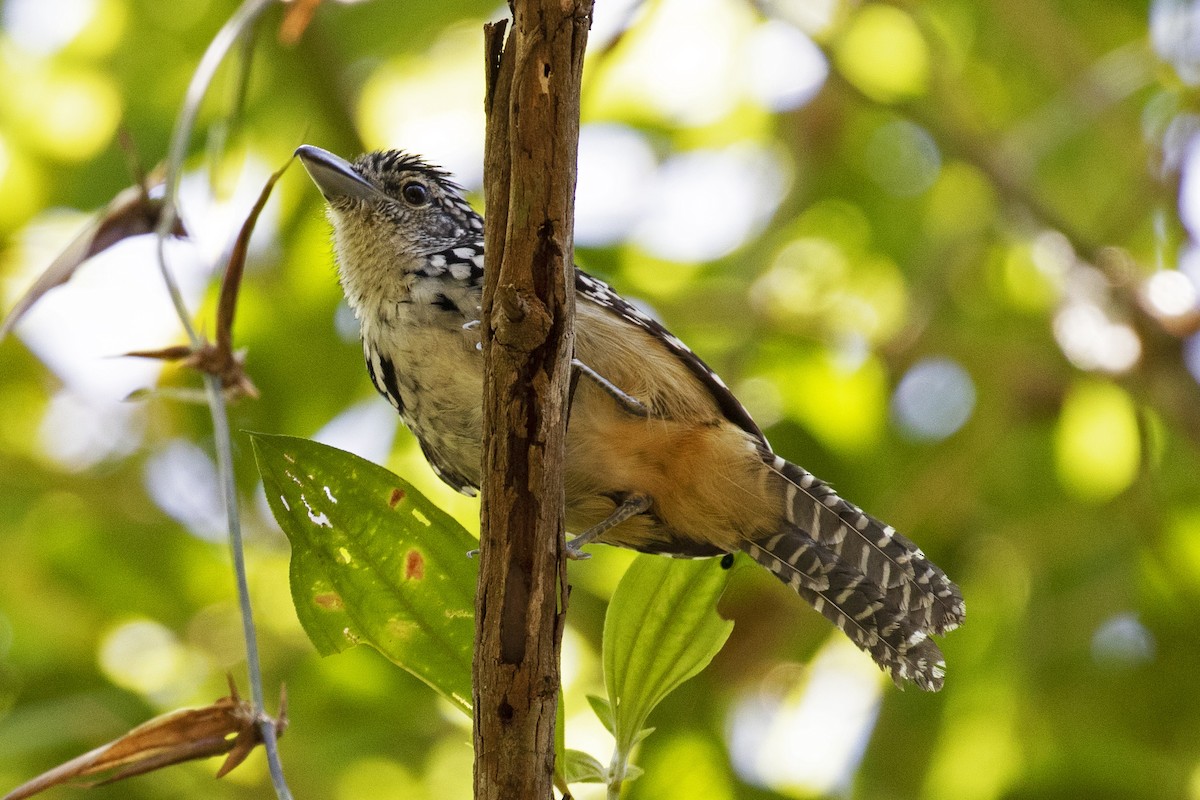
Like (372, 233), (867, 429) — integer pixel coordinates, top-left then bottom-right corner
(742, 457), (964, 690)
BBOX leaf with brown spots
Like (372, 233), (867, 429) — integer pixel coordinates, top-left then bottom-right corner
(250, 432), (478, 714)
(404, 550), (426, 580)
(1, 679), (285, 800)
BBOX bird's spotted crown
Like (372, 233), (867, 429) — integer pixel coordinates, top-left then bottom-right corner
(351, 150), (483, 235)
(352, 150), (459, 195)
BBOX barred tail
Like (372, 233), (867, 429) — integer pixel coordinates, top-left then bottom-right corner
(742, 456), (966, 691)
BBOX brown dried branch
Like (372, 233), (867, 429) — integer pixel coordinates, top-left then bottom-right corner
(124, 157), (293, 400)
(0, 166), (186, 342)
(1, 679), (286, 800)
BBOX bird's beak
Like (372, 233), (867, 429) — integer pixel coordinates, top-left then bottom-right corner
(295, 145), (382, 202)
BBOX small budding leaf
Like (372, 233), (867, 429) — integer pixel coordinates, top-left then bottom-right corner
(251, 433), (477, 714)
(563, 750), (607, 785)
(586, 694), (615, 734)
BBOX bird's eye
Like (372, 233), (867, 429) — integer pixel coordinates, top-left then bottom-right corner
(402, 182), (430, 205)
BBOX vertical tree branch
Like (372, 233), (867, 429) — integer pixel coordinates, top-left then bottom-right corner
(475, 2), (592, 798)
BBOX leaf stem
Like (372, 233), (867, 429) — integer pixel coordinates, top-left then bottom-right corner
(606, 748), (625, 800)
(205, 374), (292, 799)
(152, 0), (293, 797)
(154, 0), (276, 347)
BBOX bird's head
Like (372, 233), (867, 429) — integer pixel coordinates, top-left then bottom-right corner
(296, 145), (484, 307)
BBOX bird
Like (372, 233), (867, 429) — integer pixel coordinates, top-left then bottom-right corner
(295, 144), (965, 691)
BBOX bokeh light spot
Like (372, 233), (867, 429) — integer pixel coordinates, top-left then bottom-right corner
(925, 161), (997, 241)
(746, 20), (828, 111)
(892, 357), (976, 441)
(754, 237), (849, 319)
(1091, 612), (1156, 669)
(1053, 302), (1141, 373)
(864, 120), (941, 197)
(763, 0), (843, 37)
(729, 641), (881, 796)
(992, 242), (1061, 312)
(835, 5), (930, 103)
(753, 226), (908, 343)
(1152, 0), (1200, 86)
(1185, 332), (1200, 385)
(1054, 380), (1140, 502)
(357, 24), (486, 186)
(38, 389), (142, 471)
(632, 145), (789, 262)
(14, 67), (122, 161)
(98, 619), (208, 701)
(638, 732), (734, 800)
(793, 198), (872, 256)
(3, 0), (98, 55)
(312, 399), (399, 466)
(1166, 506), (1200, 591)
(144, 440), (226, 542)
(1179, 133), (1200, 239)
(782, 350), (887, 454)
(735, 376), (785, 430)
(575, 124), (657, 246)
(1143, 269), (1198, 318)
(0, 136), (43, 229)
(587, 0), (753, 126)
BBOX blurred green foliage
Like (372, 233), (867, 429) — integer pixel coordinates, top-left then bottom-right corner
(1, 0), (1199, 798)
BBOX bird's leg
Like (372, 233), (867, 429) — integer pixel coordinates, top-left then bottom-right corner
(571, 358), (650, 418)
(567, 493), (652, 560)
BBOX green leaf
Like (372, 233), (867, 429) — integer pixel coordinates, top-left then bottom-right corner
(251, 433), (477, 714)
(603, 555), (733, 754)
(587, 694), (615, 734)
(562, 749), (606, 784)
(631, 727), (655, 747)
